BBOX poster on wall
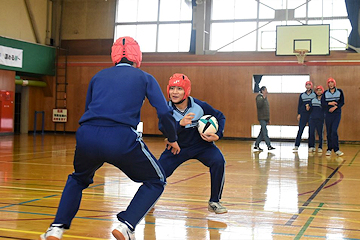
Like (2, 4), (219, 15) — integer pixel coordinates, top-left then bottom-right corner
(53, 109), (68, 122)
(0, 45), (23, 68)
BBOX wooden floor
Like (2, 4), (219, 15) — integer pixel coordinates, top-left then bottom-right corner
(0, 133), (360, 240)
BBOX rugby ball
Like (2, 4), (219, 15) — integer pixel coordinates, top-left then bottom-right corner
(198, 115), (218, 135)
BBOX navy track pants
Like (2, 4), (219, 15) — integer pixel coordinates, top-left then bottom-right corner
(325, 113), (342, 152)
(308, 118), (324, 149)
(295, 112), (310, 147)
(158, 142), (225, 202)
(52, 124), (166, 230)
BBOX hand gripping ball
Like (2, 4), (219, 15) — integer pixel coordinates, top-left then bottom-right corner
(198, 115), (219, 135)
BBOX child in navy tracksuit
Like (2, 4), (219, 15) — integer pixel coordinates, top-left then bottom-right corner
(293, 81), (316, 151)
(308, 85), (325, 153)
(40, 37), (180, 240)
(158, 73), (228, 214)
(321, 78), (345, 156)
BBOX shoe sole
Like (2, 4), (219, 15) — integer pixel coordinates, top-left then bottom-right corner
(47, 237), (61, 240)
(209, 209), (228, 214)
(112, 229), (126, 240)
(39, 235), (60, 240)
(208, 207), (228, 214)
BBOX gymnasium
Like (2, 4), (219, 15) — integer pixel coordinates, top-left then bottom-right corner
(1, 0), (360, 239)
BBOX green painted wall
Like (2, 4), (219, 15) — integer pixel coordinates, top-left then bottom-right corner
(0, 36), (56, 76)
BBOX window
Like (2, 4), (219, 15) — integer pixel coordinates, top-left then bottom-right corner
(210, 0), (351, 52)
(114, 0), (192, 52)
(251, 125), (308, 140)
(253, 75), (310, 93)
(114, 0), (351, 52)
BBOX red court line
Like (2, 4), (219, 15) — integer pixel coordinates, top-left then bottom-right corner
(168, 164), (232, 185)
(168, 173), (207, 185)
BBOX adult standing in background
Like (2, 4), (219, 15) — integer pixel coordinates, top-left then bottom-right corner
(321, 77), (345, 156)
(293, 81), (316, 152)
(254, 86), (275, 151)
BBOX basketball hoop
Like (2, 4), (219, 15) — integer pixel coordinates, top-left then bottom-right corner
(294, 49), (309, 64)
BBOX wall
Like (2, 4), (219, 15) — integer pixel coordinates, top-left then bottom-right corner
(61, 0), (116, 40)
(0, 0), (50, 44)
(27, 51), (360, 142)
(0, 0), (115, 46)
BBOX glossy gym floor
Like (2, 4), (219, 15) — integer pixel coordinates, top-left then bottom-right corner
(0, 134), (359, 240)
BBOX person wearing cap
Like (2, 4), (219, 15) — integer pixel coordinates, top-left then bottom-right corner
(39, 37), (180, 240)
(308, 85), (325, 153)
(293, 81), (316, 152)
(321, 78), (345, 156)
(157, 73), (228, 214)
(254, 86), (276, 151)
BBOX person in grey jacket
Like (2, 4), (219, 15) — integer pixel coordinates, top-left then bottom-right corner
(254, 86), (275, 151)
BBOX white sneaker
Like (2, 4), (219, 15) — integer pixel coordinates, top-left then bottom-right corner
(318, 148), (322, 153)
(326, 150), (331, 156)
(308, 147), (315, 152)
(39, 226), (64, 240)
(293, 147), (299, 152)
(208, 201), (228, 214)
(336, 150), (344, 156)
(112, 222), (136, 240)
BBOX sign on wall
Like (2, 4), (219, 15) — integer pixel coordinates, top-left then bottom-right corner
(0, 45), (23, 68)
(53, 109), (68, 122)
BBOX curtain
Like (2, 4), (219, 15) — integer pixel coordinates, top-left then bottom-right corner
(253, 75), (263, 93)
(189, 0), (197, 53)
(345, 0), (360, 48)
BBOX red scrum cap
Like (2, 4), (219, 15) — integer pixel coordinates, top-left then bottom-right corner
(167, 73), (191, 100)
(305, 81), (313, 89)
(327, 77), (336, 87)
(111, 36), (142, 67)
(315, 85), (324, 93)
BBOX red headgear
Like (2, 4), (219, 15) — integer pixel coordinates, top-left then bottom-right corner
(305, 81), (313, 89)
(327, 77), (336, 87)
(315, 85), (324, 93)
(111, 36), (142, 67)
(167, 73), (191, 100)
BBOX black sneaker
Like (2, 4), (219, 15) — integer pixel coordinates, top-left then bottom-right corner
(254, 146), (263, 151)
(268, 146), (275, 150)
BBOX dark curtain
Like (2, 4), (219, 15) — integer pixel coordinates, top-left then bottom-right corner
(253, 75), (263, 93)
(345, 0), (360, 48)
(189, 0), (197, 53)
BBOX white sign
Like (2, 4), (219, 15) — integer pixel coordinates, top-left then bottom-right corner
(0, 45), (23, 68)
(53, 109), (68, 122)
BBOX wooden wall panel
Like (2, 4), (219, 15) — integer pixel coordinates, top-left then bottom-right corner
(61, 39), (113, 55)
(0, 70), (15, 91)
(28, 87), (46, 131)
(27, 52), (360, 142)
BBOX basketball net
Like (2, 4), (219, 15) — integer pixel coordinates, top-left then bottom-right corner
(294, 49), (308, 64)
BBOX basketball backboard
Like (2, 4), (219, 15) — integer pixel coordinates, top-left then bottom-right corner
(276, 24), (330, 56)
